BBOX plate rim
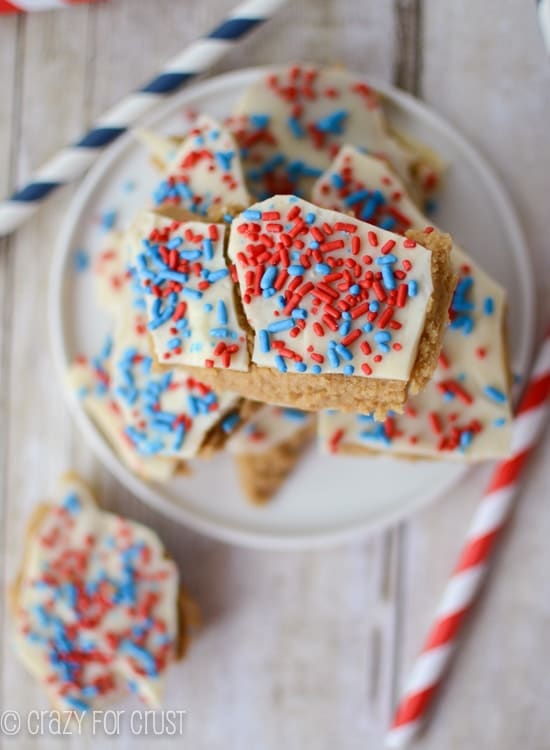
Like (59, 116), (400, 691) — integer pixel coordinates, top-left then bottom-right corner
(49, 65), (536, 549)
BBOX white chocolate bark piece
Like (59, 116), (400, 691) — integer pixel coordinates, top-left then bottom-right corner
(228, 195), (434, 382)
(150, 114), (250, 214)
(315, 147), (512, 459)
(228, 405), (313, 454)
(229, 63), (434, 200)
(12, 475), (180, 711)
(127, 210), (250, 371)
(67, 337), (179, 481)
(228, 405), (315, 505)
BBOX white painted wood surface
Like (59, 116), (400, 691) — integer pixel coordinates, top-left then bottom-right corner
(0, 2), (549, 748)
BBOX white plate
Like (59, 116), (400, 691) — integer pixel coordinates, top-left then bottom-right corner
(50, 67), (535, 549)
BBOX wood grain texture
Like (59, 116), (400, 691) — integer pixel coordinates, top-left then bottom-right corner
(0, 1), (549, 748)
(397, 2), (550, 749)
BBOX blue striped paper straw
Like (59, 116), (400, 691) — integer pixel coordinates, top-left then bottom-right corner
(0, 0), (287, 236)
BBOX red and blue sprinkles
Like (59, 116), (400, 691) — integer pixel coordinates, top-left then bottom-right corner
(129, 213), (249, 370)
(151, 114), (249, 215)
(228, 196), (433, 379)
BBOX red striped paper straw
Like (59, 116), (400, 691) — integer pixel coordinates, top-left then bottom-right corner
(386, 325), (550, 748)
(0, 0), (100, 12)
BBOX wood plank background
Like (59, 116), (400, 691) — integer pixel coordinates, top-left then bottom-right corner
(0, 1), (549, 748)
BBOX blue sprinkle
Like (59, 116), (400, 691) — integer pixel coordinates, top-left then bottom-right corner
(381, 265), (396, 290)
(328, 347), (340, 368)
(375, 331), (391, 343)
(259, 329), (270, 353)
(379, 216), (397, 231)
(335, 343), (353, 361)
(203, 238), (214, 260)
(295, 361), (307, 372)
(81, 685), (99, 699)
(376, 254), (398, 265)
(349, 284), (360, 295)
(358, 413), (375, 423)
(221, 412), (240, 433)
(62, 492), (81, 515)
(267, 318), (294, 333)
(156, 270), (188, 284)
(311, 364), (322, 374)
(408, 280), (418, 297)
(343, 364), (355, 375)
(339, 320), (351, 336)
(179, 250), (202, 261)
(73, 248), (89, 272)
(215, 150), (234, 171)
(210, 327), (237, 339)
(274, 355), (287, 373)
(288, 264), (305, 276)
(183, 288), (203, 300)
(456, 277), (473, 296)
(166, 237), (183, 249)
(360, 198), (378, 221)
(363, 322), (373, 333)
(148, 304), (175, 330)
(315, 263), (331, 275)
(484, 297), (494, 315)
(242, 209), (262, 221)
(100, 209), (117, 232)
(425, 198), (438, 216)
(369, 301), (379, 312)
(260, 266), (278, 290)
(250, 114), (270, 129)
(452, 299), (475, 313)
(330, 174), (345, 189)
(484, 385), (507, 403)
(64, 697), (90, 713)
(287, 116), (305, 138)
(208, 268), (229, 283)
(305, 212), (316, 224)
(344, 189), (369, 206)
(460, 431), (473, 449)
(217, 300), (228, 324)
(316, 109), (347, 134)
(493, 417), (507, 427)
